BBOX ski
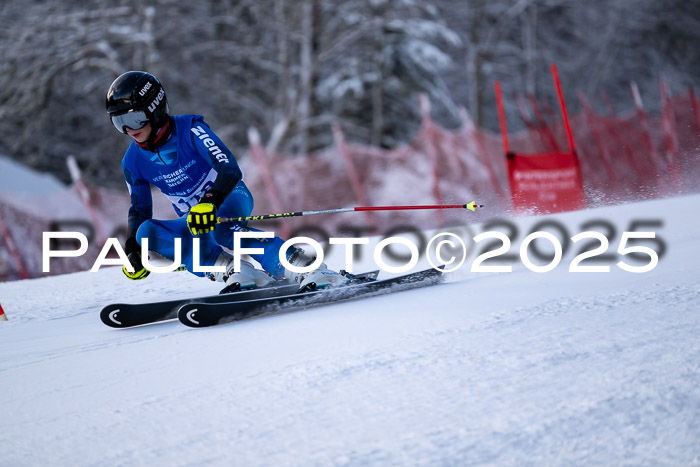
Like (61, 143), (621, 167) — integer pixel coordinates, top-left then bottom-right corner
(99, 270), (380, 328)
(100, 281), (294, 328)
(178, 267), (444, 328)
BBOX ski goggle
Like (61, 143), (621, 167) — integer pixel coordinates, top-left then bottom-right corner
(110, 110), (149, 133)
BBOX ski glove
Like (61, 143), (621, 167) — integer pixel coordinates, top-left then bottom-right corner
(187, 202), (218, 236)
(122, 237), (150, 280)
(123, 252), (150, 280)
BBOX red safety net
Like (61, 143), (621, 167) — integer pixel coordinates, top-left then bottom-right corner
(2, 77), (699, 281)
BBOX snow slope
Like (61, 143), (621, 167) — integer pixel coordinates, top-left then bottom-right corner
(0, 155), (65, 194)
(1, 194), (699, 466)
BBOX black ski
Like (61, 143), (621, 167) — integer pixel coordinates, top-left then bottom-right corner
(99, 270), (380, 328)
(178, 267), (444, 328)
(100, 281), (296, 328)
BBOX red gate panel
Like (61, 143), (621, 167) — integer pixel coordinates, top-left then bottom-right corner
(507, 151), (586, 213)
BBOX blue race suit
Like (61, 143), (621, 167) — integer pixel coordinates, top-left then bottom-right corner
(122, 114), (286, 277)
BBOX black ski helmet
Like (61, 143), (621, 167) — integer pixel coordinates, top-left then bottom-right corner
(106, 71), (169, 133)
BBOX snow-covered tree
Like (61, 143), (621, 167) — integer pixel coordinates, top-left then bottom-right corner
(0, 0), (697, 187)
(316, 0), (462, 148)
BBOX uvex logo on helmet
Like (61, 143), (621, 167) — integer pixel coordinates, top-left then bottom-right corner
(148, 88), (166, 113)
(138, 81), (153, 97)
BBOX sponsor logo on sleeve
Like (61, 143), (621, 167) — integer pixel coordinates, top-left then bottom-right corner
(190, 125), (230, 163)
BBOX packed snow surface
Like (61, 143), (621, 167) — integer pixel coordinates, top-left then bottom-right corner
(0, 155), (65, 194)
(1, 194), (699, 466)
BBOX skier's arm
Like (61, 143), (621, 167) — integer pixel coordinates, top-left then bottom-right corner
(123, 165), (152, 256)
(190, 122), (243, 208)
(186, 122), (243, 235)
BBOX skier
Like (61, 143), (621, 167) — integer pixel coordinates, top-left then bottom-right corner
(106, 70), (346, 291)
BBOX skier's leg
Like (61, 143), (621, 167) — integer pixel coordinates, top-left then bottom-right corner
(214, 181), (347, 288)
(233, 226), (347, 288)
(214, 182), (288, 277)
(135, 218), (222, 277)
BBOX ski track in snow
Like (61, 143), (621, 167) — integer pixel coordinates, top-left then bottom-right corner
(1, 194), (700, 466)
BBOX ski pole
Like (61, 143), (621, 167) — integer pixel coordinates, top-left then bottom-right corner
(218, 201), (484, 223)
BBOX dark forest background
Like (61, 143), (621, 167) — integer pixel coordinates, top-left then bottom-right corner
(1, 0), (698, 188)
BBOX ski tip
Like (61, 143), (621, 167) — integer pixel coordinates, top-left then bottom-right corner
(182, 306), (201, 326)
(100, 306), (123, 328)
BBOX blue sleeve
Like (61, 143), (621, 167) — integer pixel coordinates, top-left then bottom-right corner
(123, 160), (152, 242)
(189, 119), (242, 207)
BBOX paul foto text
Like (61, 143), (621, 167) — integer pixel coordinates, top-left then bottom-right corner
(42, 219), (665, 275)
